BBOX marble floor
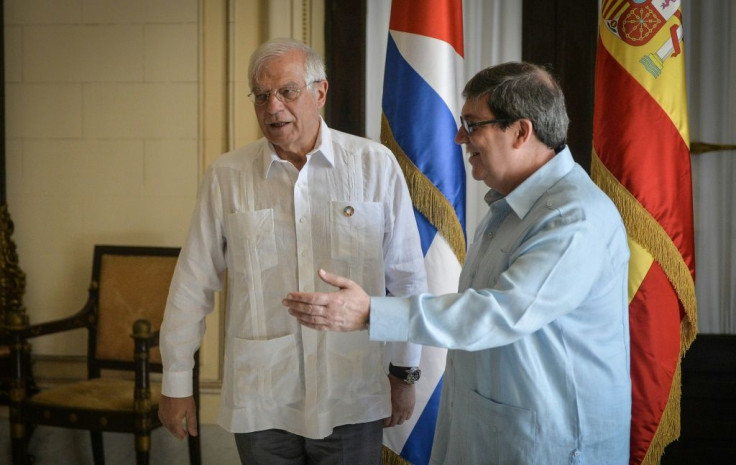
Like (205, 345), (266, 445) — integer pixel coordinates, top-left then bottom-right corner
(0, 408), (241, 465)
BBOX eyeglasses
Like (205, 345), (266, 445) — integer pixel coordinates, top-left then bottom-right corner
(248, 82), (316, 106)
(459, 116), (508, 134)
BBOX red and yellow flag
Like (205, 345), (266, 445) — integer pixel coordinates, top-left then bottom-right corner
(591, 1), (697, 464)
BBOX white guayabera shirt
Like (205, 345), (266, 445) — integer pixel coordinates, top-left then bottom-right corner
(161, 118), (427, 439)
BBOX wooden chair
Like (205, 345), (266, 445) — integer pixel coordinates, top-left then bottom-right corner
(7, 245), (201, 465)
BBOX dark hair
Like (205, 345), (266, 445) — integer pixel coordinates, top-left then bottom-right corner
(463, 62), (569, 151)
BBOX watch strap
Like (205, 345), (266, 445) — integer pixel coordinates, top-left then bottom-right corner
(389, 363), (421, 384)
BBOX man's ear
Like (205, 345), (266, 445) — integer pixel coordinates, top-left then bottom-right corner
(315, 80), (329, 109)
(512, 119), (533, 148)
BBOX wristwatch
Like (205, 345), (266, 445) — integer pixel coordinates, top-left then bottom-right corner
(389, 363), (421, 385)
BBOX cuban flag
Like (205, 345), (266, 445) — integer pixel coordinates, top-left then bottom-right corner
(379, 1), (465, 464)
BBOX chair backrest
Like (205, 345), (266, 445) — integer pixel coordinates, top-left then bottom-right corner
(90, 245), (179, 372)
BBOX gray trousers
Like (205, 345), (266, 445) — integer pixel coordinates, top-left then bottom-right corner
(234, 420), (383, 465)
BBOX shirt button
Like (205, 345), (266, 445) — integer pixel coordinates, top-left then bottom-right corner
(299, 217), (306, 223)
(343, 206), (355, 217)
(487, 232), (495, 239)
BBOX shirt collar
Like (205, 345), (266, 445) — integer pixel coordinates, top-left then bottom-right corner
(486, 146), (576, 218)
(262, 118), (335, 178)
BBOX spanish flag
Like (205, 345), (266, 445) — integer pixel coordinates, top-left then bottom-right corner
(591, 1), (697, 464)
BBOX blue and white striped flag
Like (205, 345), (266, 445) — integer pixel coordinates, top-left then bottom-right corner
(380, 1), (466, 464)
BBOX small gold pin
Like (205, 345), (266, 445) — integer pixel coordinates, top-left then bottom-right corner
(343, 206), (355, 217)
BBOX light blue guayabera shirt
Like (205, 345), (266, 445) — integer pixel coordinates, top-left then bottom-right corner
(371, 148), (631, 465)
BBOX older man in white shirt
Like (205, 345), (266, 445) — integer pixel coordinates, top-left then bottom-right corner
(158, 38), (427, 465)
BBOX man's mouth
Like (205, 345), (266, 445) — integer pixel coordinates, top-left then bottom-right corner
(269, 121), (290, 129)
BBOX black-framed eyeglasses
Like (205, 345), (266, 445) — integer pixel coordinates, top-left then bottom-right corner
(248, 81), (316, 106)
(459, 116), (508, 134)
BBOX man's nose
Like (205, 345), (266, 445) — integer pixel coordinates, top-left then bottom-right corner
(265, 93), (286, 112)
(455, 126), (468, 145)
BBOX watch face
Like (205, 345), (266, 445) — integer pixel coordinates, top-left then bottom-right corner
(405, 367), (421, 384)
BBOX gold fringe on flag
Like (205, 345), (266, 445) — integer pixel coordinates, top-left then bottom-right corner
(590, 150), (697, 346)
(382, 445), (412, 465)
(642, 361), (683, 465)
(591, 150), (698, 465)
(380, 114), (466, 265)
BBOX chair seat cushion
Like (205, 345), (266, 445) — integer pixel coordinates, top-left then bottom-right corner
(30, 378), (162, 411)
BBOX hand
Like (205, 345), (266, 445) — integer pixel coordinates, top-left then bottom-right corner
(283, 269), (371, 331)
(384, 374), (416, 427)
(159, 395), (198, 439)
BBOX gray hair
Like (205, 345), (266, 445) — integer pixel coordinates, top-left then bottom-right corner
(463, 62), (569, 151)
(248, 38), (327, 92)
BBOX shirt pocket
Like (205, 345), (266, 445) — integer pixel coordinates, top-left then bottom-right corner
(231, 334), (301, 406)
(226, 209), (278, 274)
(325, 333), (384, 402)
(330, 201), (384, 261)
(465, 390), (536, 464)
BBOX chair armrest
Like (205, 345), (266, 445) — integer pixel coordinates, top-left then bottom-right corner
(21, 300), (96, 339)
(149, 329), (160, 348)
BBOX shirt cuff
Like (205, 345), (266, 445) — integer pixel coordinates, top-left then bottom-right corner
(162, 370), (194, 397)
(387, 341), (422, 367)
(370, 296), (411, 342)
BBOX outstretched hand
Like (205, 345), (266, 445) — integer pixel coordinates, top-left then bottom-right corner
(283, 269), (371, 331)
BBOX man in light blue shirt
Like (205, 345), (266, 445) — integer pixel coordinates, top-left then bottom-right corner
(284, 62), (631, 464)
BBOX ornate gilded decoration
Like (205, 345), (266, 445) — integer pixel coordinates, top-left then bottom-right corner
(1, 203), (27, 329)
